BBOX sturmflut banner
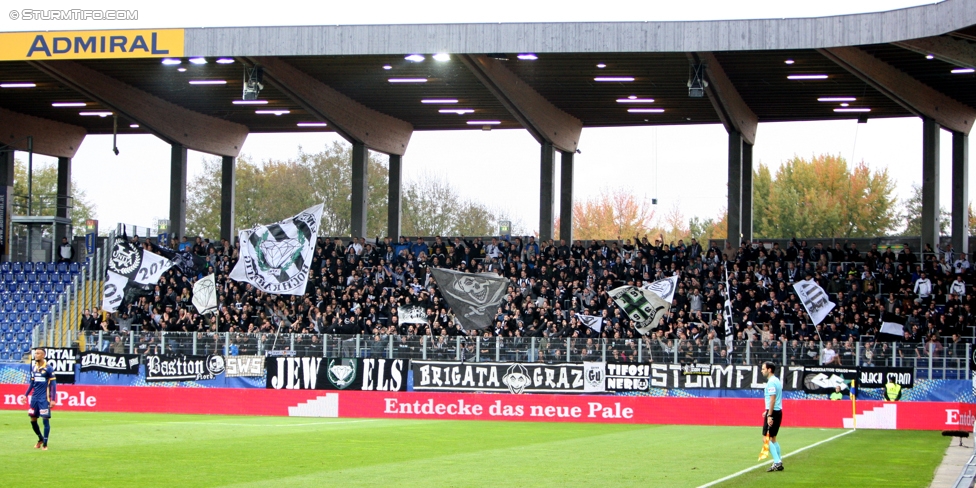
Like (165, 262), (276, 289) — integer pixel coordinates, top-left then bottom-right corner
(145, 354), (225, 382)
(230, 204), (323, 295)
(79, 351), (139, 375)
(264, 357), (408, 391)
(411, 360), (592, 394)
(649, 363), (804, 390)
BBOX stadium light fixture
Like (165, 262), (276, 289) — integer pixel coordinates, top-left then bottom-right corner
(517, 54), (538, 60)
(951, 68), (975, 74)
(177, 67), (187, 72)
(627, 108), (665, 113)
(925, 54), (935, 60)
(232, 100), (269, 105)
(389, 78), (428, 83)
(383, 65), (392, 70)
(834, 108), (871, 113)
(818, 97), (856, 102)
(433, 53), (451, 62)
(216, 58), (235, 64)
(0, 82), (36, 88)
(439, 109), (475, 114)
(52, 102), (87, 107)
(188, 80), (227, 85)
(595, 76), (634, 82)
(596, 63), (606, 68)
(161, 58), (181, 65)
(421, 99), (458, 104)
(617, 98), (654, 103)
(129, 124), (140, 128)
(784, 59), (795, 64)
(405, 54), (425, 62)
(189, 57), (207, 65)
(79, 111), (113, 117)
(466, 120), (501, 125)
(297, 122), (328, 127)
(255, 110), (290, 115)
(788, 74), (828, 80)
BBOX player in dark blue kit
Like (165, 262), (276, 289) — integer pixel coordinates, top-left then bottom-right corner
(26, 348), (57, 450)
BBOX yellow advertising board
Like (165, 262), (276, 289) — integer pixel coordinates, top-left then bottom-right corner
(0, 29), (184, 61)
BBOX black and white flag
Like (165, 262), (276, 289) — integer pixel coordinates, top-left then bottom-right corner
(398, 305), (428, 325)
(793, 279), (836, 326)
(609, 285), (669, 335)
(80, 351), (140, 375)
(192, 274), (218, 315)
(102, 237), (173, 313)
(577, 314), (603, 333)
(430, 268), (508, 330)
(720, 268), (735, 356)
(642, 275), (679, 304)
(879, 312), (908, 341)
(230, 204), (323, 295)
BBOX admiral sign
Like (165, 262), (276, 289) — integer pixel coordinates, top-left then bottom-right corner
(145, 354), (225, 382)
(79, 351), (139, 375)
(411, 361), (590, 394)
(0, 29), (184, 61)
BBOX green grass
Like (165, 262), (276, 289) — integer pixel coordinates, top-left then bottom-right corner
(0, 411), (949, 487)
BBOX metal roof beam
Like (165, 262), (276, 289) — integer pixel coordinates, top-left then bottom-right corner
(0, 107), (86, 159)
(893, 36), (976, 69)
(28, 60), (248, 157)
(458, 54), (582, 153)
(693, 53), (758, 145)
(820, 46), (976, 135)
(247, 56), (413, 156)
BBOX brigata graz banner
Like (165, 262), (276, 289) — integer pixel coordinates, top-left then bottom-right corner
(856, 367), (915, 389)
(145, 354), (225, 382)
(79, 351), (139, 375)
(649, 363), (804, 390)
(264, 357), (407, 391)
(40, 348), (77, 384)
(411, 360), (601, 394)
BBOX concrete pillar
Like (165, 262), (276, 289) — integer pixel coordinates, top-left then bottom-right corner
(0, 149), (12, 261)
(54, 156), (71, 246)
(169, 144), (188, 239)
(559, 150), (574, 243)
(921, 118), (940, 252)
(727, 132), (743, 245)
(220, 155), (236, 244)
(539, 142), (556, 242)
(741, 143), (753, 243)
(350, 142), (368, 238)
(388, 154), (402, 239)
(952, 131), (969, 254)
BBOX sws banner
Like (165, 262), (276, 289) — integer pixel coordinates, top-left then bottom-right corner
(802, 366), (859, 394)
(40, 348), (77, 384)
(145, 354), (225, 382)
(79, 351), (139, 375)
(857, 367), (915, 389)
(265, 357), (407, 391)
(649, 364), (804, 390)
(411, 360), (599, 394)
(225, 356), (265, 377)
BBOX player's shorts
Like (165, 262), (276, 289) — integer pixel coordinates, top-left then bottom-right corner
(762, 410), (782, 437)
(28, 399), (51, 419)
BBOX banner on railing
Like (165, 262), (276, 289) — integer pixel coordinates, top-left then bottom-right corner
(79, 351), (139, 375)
(801, 366), (859, 394)
(856, 367), (915, 389)
(39, 348), (77, 384)
(225, 356), (264, 377)
(605, 363), (650, 392)
(145, 354), (225, 382)
(265, 357), (408, 391)
(649, 363), (804, 390)
(411, 360), (598, 394)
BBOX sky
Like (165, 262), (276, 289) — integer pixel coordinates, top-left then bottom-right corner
(4, 0), (971, 236)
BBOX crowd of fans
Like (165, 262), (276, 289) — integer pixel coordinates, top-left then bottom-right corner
(82, 233), (976, 367)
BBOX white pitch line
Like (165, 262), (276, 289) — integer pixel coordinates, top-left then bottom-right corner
(696, 429), (856, 488)
(163, 419), (379, 428)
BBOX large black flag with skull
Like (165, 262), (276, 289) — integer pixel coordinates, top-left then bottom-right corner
(430, 268), (508, 331)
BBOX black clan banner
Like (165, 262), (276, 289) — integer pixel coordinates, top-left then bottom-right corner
(856, 367), (915, 389)
(605, 363), (651, 392)
(145, 354), (225, 382)
(801, 366), (859, 394)
(411, 360), (590, 394)
(265, 357), (408, 391)
(79, 351), (139, 375)
(40, 348), (77, 384)
(649, 363), (804, 390)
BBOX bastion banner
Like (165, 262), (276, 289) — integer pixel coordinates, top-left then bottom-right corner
(264, 357), (408, 392)
(145, 354), (225, 382)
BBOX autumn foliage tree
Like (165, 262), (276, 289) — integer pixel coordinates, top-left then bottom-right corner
(753, 154), (898, 239)
(560, 188), (656, 240)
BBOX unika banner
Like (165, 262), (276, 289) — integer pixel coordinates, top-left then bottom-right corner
(265, 357), (407, 391)
(79, 351), (139, 375)
(411, 360), (587, 394)
(801, 366), (859, 394)
(39, 348), (77, 384)
(856, 367), (915, 389)
(145, 354), (225, 382)
(649, 363), (804, 390)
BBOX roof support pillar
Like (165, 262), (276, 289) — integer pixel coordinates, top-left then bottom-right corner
(727, 132), (743, 246)
(540, 142), (556, 242)
(559, 150), (574, 243)
(388, 154), (402, 239)
(351, 142), (368, 238)
(922, 118), (941, 252)
(220, 155), (236, 244)
(952, 131), (969, 255)
(741, 142), (753, 243)
(170, 144), (187, 240)
(54, 156), (71, 246)
(0, 149), (12, 261)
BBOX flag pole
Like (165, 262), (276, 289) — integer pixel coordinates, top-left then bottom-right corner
(851, 378), (857, 430)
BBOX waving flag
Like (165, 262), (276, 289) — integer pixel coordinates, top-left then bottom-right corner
(577, 314), (604, 333)
(641, 275), (679, 303)
(230, 204), (323, 295)
(192, 274), (219, 315)
(793, 279), (835, 326)
(430, 268), (508, 330)
(102, 235), (174, 313)
(609, 285), (669, 335)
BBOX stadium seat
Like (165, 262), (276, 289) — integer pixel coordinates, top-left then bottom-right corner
(15, 332), (25, 341)
(17, 282), (28, 293)
(22, 324), (33, 334)
(30, 283), (41, 294)
(31, 313), (41, 323)
(36, 272), (47, 283)
(42, 282), (52, 293)
(0, 262), (9, 273)
(10, 322), (20, 332)
(0, 352), (9, 361)
(2, 273), (11, 283)
(54, 283), (64, 294)
(45, 263), (55, 273)
(5, 283), (15, 293)
(69, 262), (80, 274)
(27, 303), (37, 313)
(0, 323), (8, 333)
(39, 303), (49, 313)
(23, 262), (33, 273)
(15, 274), (25, 284)
(18, 313), (29, 323)
(19, 342), (29, 353)
(57, 262), (67, 273)
(59, 273), (71, 283)
(47, 292), (58, 303)
(3, 303), (11, 313)
(26, 273), (36, 283)
(15, 303), (24, 313)
(3, 332), (12, 342)
(12, 262), (22, 273)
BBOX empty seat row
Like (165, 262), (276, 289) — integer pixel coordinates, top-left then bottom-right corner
(0, 262), (81, 274)
(2, 331), (30, 342)
(0, 312), (44, 324)
(1, 301), (53, 313)
(0, 323), (36, 334)
(0, 341), (31, 353)
(0, 292), (65, 305)
(1, 282), (69, 295)
(2, 272), (75, 284)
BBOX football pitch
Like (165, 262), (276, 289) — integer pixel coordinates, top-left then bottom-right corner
(0, 410), (949, 487)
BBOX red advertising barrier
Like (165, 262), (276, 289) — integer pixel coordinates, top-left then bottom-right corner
(1, 384), (971, 431)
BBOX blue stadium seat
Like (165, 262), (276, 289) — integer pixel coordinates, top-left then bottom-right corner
(57, 273), (69, 283)
(69, 262), (80, 274)
(15, 303), (24, 313)
(17, 283), (28, 293)
(42, 282), (52, 293)
(0, 262), (9, 273)
(45, 262), (56, 273)
(46, 293), (57, 303)
(57, 262), (67, 273)
(3, 302), (11, 313)
(18, 313), (29, 323)
(5, 282), (15, 293)
(10, 322), (20, 332)
(19, 342), (29, 353)
(0, 323), (8, 333)
(11, 262), (22, 273)
(22, 324), (33, 334)
(30, 283), (41, 294)
(26, 273), (36, 283)
(31, 313), (41, 323)
(3, 332), (12, 342)
(15, 332), (25, 341)
(27, 303), (37, 313)
(23, 262), (33, 273)
(36, 273), (48, 283)
(54, 284), (64, 294)
(0, 352), (9, 361)
(2, 273), (11, 283)
(39, 303), (49, 313)
(15, 274), (25, 284)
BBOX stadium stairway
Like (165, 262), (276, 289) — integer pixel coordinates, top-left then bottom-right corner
(0, 261), (86, 361)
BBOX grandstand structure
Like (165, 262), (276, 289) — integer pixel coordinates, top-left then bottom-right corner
(0, 2), (975, 372)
